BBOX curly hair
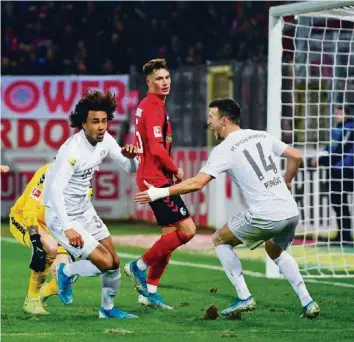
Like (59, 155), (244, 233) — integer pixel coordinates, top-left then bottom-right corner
(69, 90), (117, 129)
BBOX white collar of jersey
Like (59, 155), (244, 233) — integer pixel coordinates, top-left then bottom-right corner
(226, 129), (243, 138)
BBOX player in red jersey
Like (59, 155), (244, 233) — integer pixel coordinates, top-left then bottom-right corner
(124, 59), (196, 309)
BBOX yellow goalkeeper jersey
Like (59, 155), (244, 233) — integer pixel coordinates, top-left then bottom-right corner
(10, 163), (94, 228)
(10, 164), (50, 228)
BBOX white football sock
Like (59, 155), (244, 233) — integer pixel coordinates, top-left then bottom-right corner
(147, 284), (157, 294)
(101, 269), (121, 310)
(215, 244), (251, 300)
(63, 260), (101, 277)
(274, 251), (312, 307)
(137, 258), (148, 271)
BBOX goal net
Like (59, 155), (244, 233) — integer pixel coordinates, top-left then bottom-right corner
(268, 1), (354, 278)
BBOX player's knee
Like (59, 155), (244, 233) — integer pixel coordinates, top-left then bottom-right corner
(43, 240), (58, 258)
(184, 229), (196, 239)
(212, 232), (222, 247)
(178, 219), (196, 239)
(176, 230), (194, 245)
(112, 253), (120, 270)
(97, 253), (114, 272)
(55, 253), (70, 265)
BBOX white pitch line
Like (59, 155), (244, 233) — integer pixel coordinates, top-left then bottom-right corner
(2, 328), (354, 337)
(119, 251), (264, 277)
(305, 278), (354, 288)
(2, 237), (354, 288)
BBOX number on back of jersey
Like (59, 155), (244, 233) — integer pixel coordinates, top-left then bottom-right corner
(243, 142), (278, 182)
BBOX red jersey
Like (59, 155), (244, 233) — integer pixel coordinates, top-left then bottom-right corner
(135, 92), (178, 191)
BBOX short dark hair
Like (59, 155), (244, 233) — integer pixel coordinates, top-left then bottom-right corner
(209, 98), (241, 125)
(143, 58), (168, 76)
(69, 90), (116, 129)
(336, 105), (351, 115)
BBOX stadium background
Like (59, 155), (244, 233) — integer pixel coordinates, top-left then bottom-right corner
(1, 1), (354, 341)
(1, 0), (277, 226)
(3, 0), (350, 231)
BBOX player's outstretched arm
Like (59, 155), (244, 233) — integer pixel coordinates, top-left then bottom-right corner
(281, 146), (303, 189)
(134, 172), (213, 203)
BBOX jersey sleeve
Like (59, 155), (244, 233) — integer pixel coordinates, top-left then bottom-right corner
(200, 146), (230, 178)
(48, 152), (79, 230)
(22, 166), (48, 227)
(106, 133), (138, 173)
(144, 106), (179, 174)
(270, 134), (288, 157)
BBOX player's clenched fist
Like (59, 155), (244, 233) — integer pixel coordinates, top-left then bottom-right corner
(174, 168), (184, 183)
(121, 144), (138, 159)
(64, 228), (84, 248)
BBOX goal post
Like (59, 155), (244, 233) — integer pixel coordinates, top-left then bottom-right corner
(267, 1), (354, 278)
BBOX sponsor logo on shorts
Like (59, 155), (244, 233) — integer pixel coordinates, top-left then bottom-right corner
(153, 126), (162, 137)
(180, 207), (187, 216)
(30, 187), (42, 200)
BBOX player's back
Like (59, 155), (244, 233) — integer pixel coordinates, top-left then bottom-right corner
(135, 92), (174, 190)
(10, 163), (50, 224)
(215, 129), (298, 221)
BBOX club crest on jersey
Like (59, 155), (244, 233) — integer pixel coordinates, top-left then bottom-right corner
(153, 126), (162, 138)
(30, 187), (42, 200)
(100, 150), (106, 158)
(167, 134), (172, 142)
(68, 157), (77, 167)
(180, 207), (187, 216)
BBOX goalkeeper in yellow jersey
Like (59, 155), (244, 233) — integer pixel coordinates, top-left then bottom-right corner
(9, 163), (92, 315)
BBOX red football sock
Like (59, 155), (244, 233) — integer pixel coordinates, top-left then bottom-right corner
(147, 252), (172, 286)
(142, 231), (192, 266)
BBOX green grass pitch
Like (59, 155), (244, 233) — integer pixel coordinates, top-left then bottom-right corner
(1, 224), (354, 342)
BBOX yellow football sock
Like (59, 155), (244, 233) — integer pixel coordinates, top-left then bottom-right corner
(42, 278), (58, 298)
(27, 257), (55, 299)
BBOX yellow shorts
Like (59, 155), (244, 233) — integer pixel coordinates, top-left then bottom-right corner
(9, 214), (67, 254)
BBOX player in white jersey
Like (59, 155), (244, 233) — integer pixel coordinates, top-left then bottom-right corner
(43, 90), (138, 319)
(134, 98), (320, 319)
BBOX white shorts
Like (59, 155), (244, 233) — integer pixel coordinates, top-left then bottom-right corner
(45, 204), (110, 259)
(228, 211), (299, 250)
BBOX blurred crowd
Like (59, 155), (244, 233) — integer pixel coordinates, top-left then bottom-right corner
(1, 1), (285, 75)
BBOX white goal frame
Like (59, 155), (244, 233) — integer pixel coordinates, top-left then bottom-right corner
(266, 0), (354, 278)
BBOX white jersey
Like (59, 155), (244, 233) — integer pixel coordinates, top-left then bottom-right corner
(43, 130), (138, 230)
(200, 129), (299, 221)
